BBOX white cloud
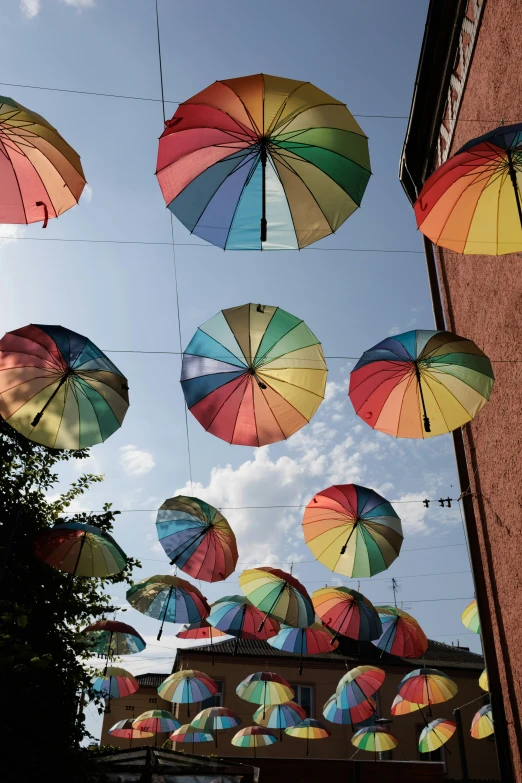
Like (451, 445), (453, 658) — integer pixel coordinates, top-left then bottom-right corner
(0, 225), (25, 249)
(20, 0), (40, 18)
(120, 445), (156, 477)
(60, 0), (95, 7)
(82, 184), (93, 202)
(395, 492), (431, 535)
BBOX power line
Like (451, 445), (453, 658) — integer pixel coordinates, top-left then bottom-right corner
(61, 499), (463, 513)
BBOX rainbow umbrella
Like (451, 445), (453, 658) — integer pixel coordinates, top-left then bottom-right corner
(335, 666), (385, 710)
(170, 724), (214, 753)
(462, 598), (480, 633)
(302, 484), (403, 577)
(285, 718), (330, 757)
(158, 670), (217, 717)
(479, 669), (489, 692)
(33, 522), (127, 578)
(133, 711), (180, 746)
(267, 623), (338, 675)
(182, 303), (327, 446)
(391, 694), (426, 716)
(0, 324), (129, 449)
(108, 719), (153, 748)
(176, 620), (229, 667)
(155, 495), (238, 582)
(126, 575), (210, 641)
(207, 595), (280, 655)
(237, 672), (294, 719)
(349, 329), (494, 438)
(372, 606), (428, 658)
(91, 666), (139, 713)
(351, 726), (398, 753)
(398, 668), (458, 715)
(190, 706), (241, 748)
(239, 567), (315, 630)
(414, 123), (522, 255)
(156, 74), (370, 250)
(323, 694), (375, 725)
(471, 705), (494, 739)
(253, 702), (306, 740)
(231, 726), (277, 757)
(312, 586), (382, 642)
(80, 620), (145, 671)
(0, 96), (85, 226)
(419, 719), (456, 754)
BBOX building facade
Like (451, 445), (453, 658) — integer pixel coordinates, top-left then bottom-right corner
(400, 2), (522, 781)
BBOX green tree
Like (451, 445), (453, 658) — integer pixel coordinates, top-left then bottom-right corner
(0, 418), (139, 781)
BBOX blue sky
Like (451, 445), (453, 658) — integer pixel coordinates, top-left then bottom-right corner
(1, 0), (480, 740)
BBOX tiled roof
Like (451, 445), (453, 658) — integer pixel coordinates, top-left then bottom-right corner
(136, 673), (168, 687)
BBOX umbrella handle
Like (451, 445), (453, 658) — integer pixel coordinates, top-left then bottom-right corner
(31, 370), (72, 427)
(507, 150), (522, 229)
(257, 583), (286, 632)
(36, 201), (48, 228)
(260, 143), (267, 242)
(415, 366), (431, 433)
(157, 585), (174, 641)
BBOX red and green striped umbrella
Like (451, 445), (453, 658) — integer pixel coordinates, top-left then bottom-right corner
(372, 606), (428, 658)
(158, 670), (218, 717)
(312, 586), (382, 642)
(34, 522), (127, 578)
(398, 668), (458, 714)
(419, 719), (456, 754)
(108, 719), (153, 747)
(351, 726), (398, 753)
(231, 726), (277, 757)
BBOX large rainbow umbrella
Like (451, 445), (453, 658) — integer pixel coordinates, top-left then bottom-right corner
(207, 595), (280, 655)
(108, 719), (153, 748)
(133, 711), (180, 745)
(0, 324), (129, 449)
(33, 522), (127, 578)
(323, 694), (375, 726)
(190, 706), (241, 748)
(302, 484), (403, 577)
(267, 623), (338, 675)
(158, 670), (217, 717)
(351, 726), (398, 754)
(156, 73), (371, 250)
(90, 667), (139, 700)
(239, 567), (315, 629)
(372, 606), (428, 658)
(182, 303), (327, 446)
(349, 329), (494, 438)
(0, 96), (85, 226)
(398, 668), (458, 715)
(471, 705), (494, 739)
(390, 694), (426, 716)
(126, 575), (210, 641)
(462, 598), (480, 633)
(231, 726), (277, 757)
(170, 724), (214, 753)
(285, 718), (330, 756)
(335, 666), (385, 711)
(414, 123), (522, 255)
(419, 719), (456, 754)
(253, 701), (306, 740)
(80, 620), (145, 667)
(156, 495), (238, 582)
(237, 672), (294, 718)
(312, 586), (382, 642)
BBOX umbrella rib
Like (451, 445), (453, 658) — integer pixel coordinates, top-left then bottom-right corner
(254, 320), (305, 366)
(257, 371), (325, 401)
(272, 99), (349, 136)
(269, 148), (336, 232)
(215, 81), (261, 136)
(265, 81), (309, 136)
(273, 137), (371, 174)
(182, 96), (258, 139)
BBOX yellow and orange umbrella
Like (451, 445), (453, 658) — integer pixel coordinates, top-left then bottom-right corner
(471, 705), (494, 739)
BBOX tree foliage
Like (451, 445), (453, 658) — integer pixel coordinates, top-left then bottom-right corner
(0, 418), (139, 781)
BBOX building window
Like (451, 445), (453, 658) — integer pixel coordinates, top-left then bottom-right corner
(149, 698), (158, 704)
(201, 680), (224, 709)
(125, 705), (134, 711)
(289, 684), (314, 717)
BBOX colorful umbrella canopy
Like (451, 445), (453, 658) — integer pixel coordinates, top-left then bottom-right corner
(253, 701), (306, 738)
(239, 567), (315, 629)
(349, 329), (494, 438)
(158, 670), (218, 715)
(171, 724), (214, 745)
(133, 711), (180, 735)
(126, 575), (210, 641)
(471, 705), (494, 739)
(351, 726), (398, 753)
(267, 623), (337, 675)
(335, 666), (385, 710)
(419, 719), (456, 754)
(462, 598), (480, 633)
(398, 668), (458, 713)
(0, 324), (129, 449)
(372, 606), (428, 658)
(0, 96), (85, 226)
(156, 74), (371, 250)
(81, 620), (145, 657)
(302, 484), (403, 577)
(414, 123), (522, 255)
(155, 495), (238, 582)
(176, 620), (229, 642)
(312, 587), (382, 642)
(91, 667), (139, 700)
(390, 694), (426, 716)
(108, 719), (153, 746)
(207, 595), (280, 654)
(33, 522), (127, 578)
(479, 669), (489, 692)
(236, 672), (294, 718)
(323, 694), (375, 725)
(285, 718), (330, 756)
(231, 726), (277, 757)
(182, 303), (327, 446)
(190, 706), (241, 747)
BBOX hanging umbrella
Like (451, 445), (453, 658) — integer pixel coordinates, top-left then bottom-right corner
(207, 595), (280, 654)
(239, 567), (315, 630)
(231, 726), (277, 758)
(335, 666), (385, 710)
(479, 669), (489, 692)
(33, 522), (127, 578)
(236, 672), (294, 719)
(312, 586), (382, 642)
(349, 329), (494, 437)
(126, 575), (210, 641)
(302, 484), (402, 577)
(156, 74), (371, 250)
(267, 623), (338, 675)
(372, 606), (428, 658)
(351, 726), (398, 754)
(170, 724), (214, 754)
(156, 495), (238, 582)
(0, 324), (129, 449)
(419, 719), (456, 754)
(285, 718), (330, 757)
(471, 705), (494, 739)
(80, 620), (145, 672)
(414, 122), (522, 255)
(158, 670), (217, 718)
(108, 719), (153, 748)
(182, 303), (327, 446)
(462, 598), (480, 633)
(323, 694), (375, 725)
(0, 96), (85, 227)
(190, 706), (241, 748)
(253, 702), (306, 741)
(133, 711), (180, 746)
(90, 666), (138, 713)
(391, 694), (426, 716)
(176, 620), (229, 667)
(398, 668), (458, 715)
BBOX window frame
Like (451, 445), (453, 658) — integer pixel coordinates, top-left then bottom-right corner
(289, 683), (314, 717)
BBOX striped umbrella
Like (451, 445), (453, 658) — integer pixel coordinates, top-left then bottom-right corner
(108, 719), (153, 748)
(190, 707), (241, 748)
(237, 672), (294, 718)
(471, 705), (494, 739)
(90, 667), (138, 713)
(133, 711), (180, 746)
(398, 669), (458, 715)
(253, 702), (306, 740)
(351, 726), (398, 753)
(158, 670), (217, 717)
(323, 694), (375, 725)
(312, 586), (382, 642)
(155, 495), (238, 582)
(176, 620), (229, 666)
(0, 324), (129, 449)
(419, 719), (456, 754)
(126, 575), (210, 641)
(335, 666), (385, 710)
(239, 567), (314, 630)
(231, 726), (277, 757)
(34, 522), (127, 578)
(207, 595), (280, 655)
(80, 620), (145, 672)
(462, 599), (480, 633)
(0, 96), (85, 226)
(267, 623), (337, 675)
(372, 606), (428, 658)
(181, 303), (327, 446)
(479, 669), (489, 693)
(170, 724), (214, 754)
(285, 718), (330, 756)
(390, 695), (426, 716)
(302, 484), (403, 577)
